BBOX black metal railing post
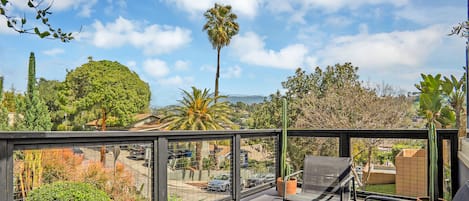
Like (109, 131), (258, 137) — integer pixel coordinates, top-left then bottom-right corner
(450, 132), (460, 198)
(437, 131), (444, 199)
(276, 131), (282, 180)
(0, 140), (7, 200)
(232, 134), (241, 201)
(156, 137), (168, 201)
(339, 133), (351, 157)
(0, 140), (13, 201)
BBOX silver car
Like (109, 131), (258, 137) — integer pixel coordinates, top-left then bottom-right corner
(207, 174), (231, 192)
(207, 174), (245, 192)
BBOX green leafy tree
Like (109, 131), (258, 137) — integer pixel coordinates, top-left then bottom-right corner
(61, 60), (151, 130)
(0, 75), (8, 130)
(203, 3), (239, 99)
(61, 60), (150, 164)
(37, 78), (66, 130)
(0, 0), (74, 42)
(163, 87), (234, 180)
(415, 73), (455, 201)
(14, 52), (52, 131)
(249, 91), (284, 129)
(27, 52), (36, 100)
(17, 90), (52, 131)
(2, 86), (17, 112)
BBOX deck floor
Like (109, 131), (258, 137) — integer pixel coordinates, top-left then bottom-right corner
(241, 188), (283, 201)
(241, 187), (364, 201)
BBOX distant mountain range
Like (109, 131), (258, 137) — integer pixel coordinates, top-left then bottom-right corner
(222, 95), (266, 104)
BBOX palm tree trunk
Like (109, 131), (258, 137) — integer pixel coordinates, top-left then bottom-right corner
(196, 141), (202, 180)
(100, 108), (107, 166)
(456, 106), (465, 137)
(215, 47), (221, 101)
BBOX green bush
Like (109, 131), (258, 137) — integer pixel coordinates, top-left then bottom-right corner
(28, 181), (111, 201)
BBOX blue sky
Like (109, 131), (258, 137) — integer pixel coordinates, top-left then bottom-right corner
(0, 0), (467, 106)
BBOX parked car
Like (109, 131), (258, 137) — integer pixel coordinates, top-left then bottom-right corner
(72, 147), (84, 156)
(246, 174), (263, 188)
(246, 173), (275, 188)
(207, 174), (231, 192)
(207, 174), (245, 192)
(175, 149), (192, 158)
(262, 173), (275, 183)
(128, 150), (145, 160)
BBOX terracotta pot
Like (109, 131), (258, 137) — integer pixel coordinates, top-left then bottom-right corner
(416, 197), (445, 201)
(277, 177), (297, 196)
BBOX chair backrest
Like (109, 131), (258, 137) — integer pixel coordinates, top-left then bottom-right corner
(453, 180), (469, 201)
(302, 155), (352, 193)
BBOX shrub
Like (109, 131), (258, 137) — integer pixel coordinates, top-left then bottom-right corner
(28, 181), (111, 201)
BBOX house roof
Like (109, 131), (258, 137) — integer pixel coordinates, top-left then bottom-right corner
(85, 113), (161, 128)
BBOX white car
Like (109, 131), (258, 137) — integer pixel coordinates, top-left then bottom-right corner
(207, 174), (245, 192)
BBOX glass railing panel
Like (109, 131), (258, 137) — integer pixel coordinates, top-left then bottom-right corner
(442, 139), (452, 201)
(167, 139), (231, 201)
(287, 136), (339, 173)
(13, 143), (153, 201)
(351, 138), (427, 198)
(241, 136), (277, 191)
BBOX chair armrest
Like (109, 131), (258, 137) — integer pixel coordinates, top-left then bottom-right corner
(285, 170), (303, 180)
(365, 195), (405, 201)
(339, 175), (354, 187)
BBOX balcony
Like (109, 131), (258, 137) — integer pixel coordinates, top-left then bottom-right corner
(0, 129), (460, 201)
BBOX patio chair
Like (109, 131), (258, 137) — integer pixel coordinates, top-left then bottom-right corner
(453, 180), (469, 201)
(286, 155), (356, 201)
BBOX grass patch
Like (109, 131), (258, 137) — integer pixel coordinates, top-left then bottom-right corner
(362, 184), (395, 195)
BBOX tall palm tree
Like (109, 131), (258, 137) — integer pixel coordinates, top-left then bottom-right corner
(203, 3), (239, 99)
(163, 87), (233, 179)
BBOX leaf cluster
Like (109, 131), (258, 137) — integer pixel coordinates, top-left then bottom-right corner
(203, 3), (239, 50)
(0, 0), (74, 42)
(163, 87), (234, 130)
(28, 181), (111, 201)
(449, 20), (469, 39)
(415, 73), (460, 127)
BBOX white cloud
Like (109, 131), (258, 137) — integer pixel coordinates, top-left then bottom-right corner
(265, 0), (294, 13)
(9, 0), (97, 17)
(312, 25), (444, 70)
(42, 48), (64, 56)
(200, 65), (216, 72)
(395, 5), (464, 26)
(104, 0), (127, 16)
(231, 32), (309, 69)
(158, 76), (194, 86)
(165, 0), (262, 18)
(267, 0), (409, 24)
(324, 16), (353, 28)
(143, 59), (170, 77)
(221, 65), (242, 78)
(174, 60), (190, 71)
(87, 16), (191, 55)
(307, 0), (408, 11)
